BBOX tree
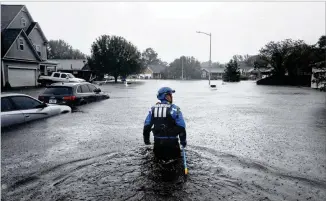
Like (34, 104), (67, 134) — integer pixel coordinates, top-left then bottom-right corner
(200, 61), (224, 68)
(232, 55), (244, 62)
(253, 56), (269, 69)
(223, 59), (240, 82)
(317, 35), (326, 50)
(259, 39), (307, 77)
(168, 56), (202, 79)
(284, 43), (315, 78)
(231, 54), (258, 67)
(158, 60), (169, 67)
(47, 39), (86, 59)
(141, 48), (160, 67)
(87, 35), (143, 83)
(257, 36), (326, 87)
(311, 35), (326, 90)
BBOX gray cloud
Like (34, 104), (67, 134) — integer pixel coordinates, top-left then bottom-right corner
(4, 1), (325, 63)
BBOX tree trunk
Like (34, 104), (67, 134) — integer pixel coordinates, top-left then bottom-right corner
(114, 76), (118, 83)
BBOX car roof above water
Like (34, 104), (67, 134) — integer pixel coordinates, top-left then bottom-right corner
(1, 93), (33, 98)
(49, 82), (91, 87)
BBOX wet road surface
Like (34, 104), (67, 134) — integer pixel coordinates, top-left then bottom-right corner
(2, 80), (326, 201)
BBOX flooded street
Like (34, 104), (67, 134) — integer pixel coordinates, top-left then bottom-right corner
(2, 80), (326, 201)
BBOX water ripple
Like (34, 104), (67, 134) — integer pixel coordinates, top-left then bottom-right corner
(2, 145), (325, 201)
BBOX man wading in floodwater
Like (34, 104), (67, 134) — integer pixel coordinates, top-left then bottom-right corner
(143, 87), (187, 162)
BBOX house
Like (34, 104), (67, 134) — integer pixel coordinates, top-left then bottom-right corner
(248, 67), (273, 80)
(201, 67), (225, 80)
(1, 4), (58, 89)
(238, 62), (253, 76)
(138, 67), (153, 79)
(200, 62), (225, 79)
(146, 64), (166, 79)
(48, 59), (92, 81)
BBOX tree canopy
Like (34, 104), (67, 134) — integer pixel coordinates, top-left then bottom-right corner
(141, 48), (160, 67)
(201, 61), (224, 68)
(87, 35), (143, 82)
(258, 35), (325, 88)
(223, 59), (240, 82)
(168, 56), (202, 79)
(47, 39), (86, 59)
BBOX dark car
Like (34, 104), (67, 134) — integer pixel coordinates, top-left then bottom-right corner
(38, 82), (109, 107)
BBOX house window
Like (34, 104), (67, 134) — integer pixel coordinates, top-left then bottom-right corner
(21, 17), (26, 27)
(18, 38), (24, 51)
(35, 45), (41, 56)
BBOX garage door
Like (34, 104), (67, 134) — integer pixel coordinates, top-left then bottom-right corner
(8, 68), (36, 87)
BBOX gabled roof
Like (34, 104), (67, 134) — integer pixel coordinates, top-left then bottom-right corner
(41, 60), (59, 65)
(148, 64), (166, 73)
(21, 30), (43, 61)
(48, 59), (88, 71)
(1, 28), (42, 61)
(1, 5), (24, 31)
(26, 22), (37, 35)
(1, 29), (21, 57)
(141, 67), (153, 74)
(26, 22), (48, 42)
(82, 63), (90, 71)
(201, 67), (225, 73)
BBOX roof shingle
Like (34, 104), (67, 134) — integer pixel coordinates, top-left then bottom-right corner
(1, 28), (22, 57)
(201, 67), (225, 73)
(148, 64), (166, 73)
(48, 59), (88, 71)
(1, 5), (24, 31)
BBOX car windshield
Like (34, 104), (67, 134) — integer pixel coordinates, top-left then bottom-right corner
(67, 74), (75, 78)
(43, 87), (73, 95)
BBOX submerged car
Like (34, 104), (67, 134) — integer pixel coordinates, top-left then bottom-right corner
(38, 82), (110, 107)
(1, 93), (71, 128)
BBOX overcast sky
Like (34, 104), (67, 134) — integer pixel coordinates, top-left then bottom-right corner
(4, 1), (326, 63)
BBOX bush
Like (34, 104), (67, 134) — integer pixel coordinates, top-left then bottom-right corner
(223, 59), (240, 82)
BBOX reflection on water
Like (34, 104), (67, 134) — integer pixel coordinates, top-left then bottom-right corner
(2, 146), (325, 201)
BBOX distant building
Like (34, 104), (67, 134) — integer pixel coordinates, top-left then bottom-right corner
(138, 67), (152, 79)
(139, 64), (166, 79)
(237, 62), (253, 76)
(148, 64), (166, 79)
(48, 59), (92, 81)
(248, 67), (273, 80)
(200, 62), (225, 80)
(201, 67), (224, 80)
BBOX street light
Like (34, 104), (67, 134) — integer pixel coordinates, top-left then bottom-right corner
(196, 31), (215, 87)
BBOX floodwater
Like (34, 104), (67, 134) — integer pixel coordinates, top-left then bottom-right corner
(1, 80), (326, 201)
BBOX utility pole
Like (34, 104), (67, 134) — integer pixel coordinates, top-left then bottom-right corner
(209, 33), (211, 86)
(181, 56), (184, 80)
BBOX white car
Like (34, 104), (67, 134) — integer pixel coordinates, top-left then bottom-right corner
(37, 72), (86, 86)
(1, 93), (71, 128)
